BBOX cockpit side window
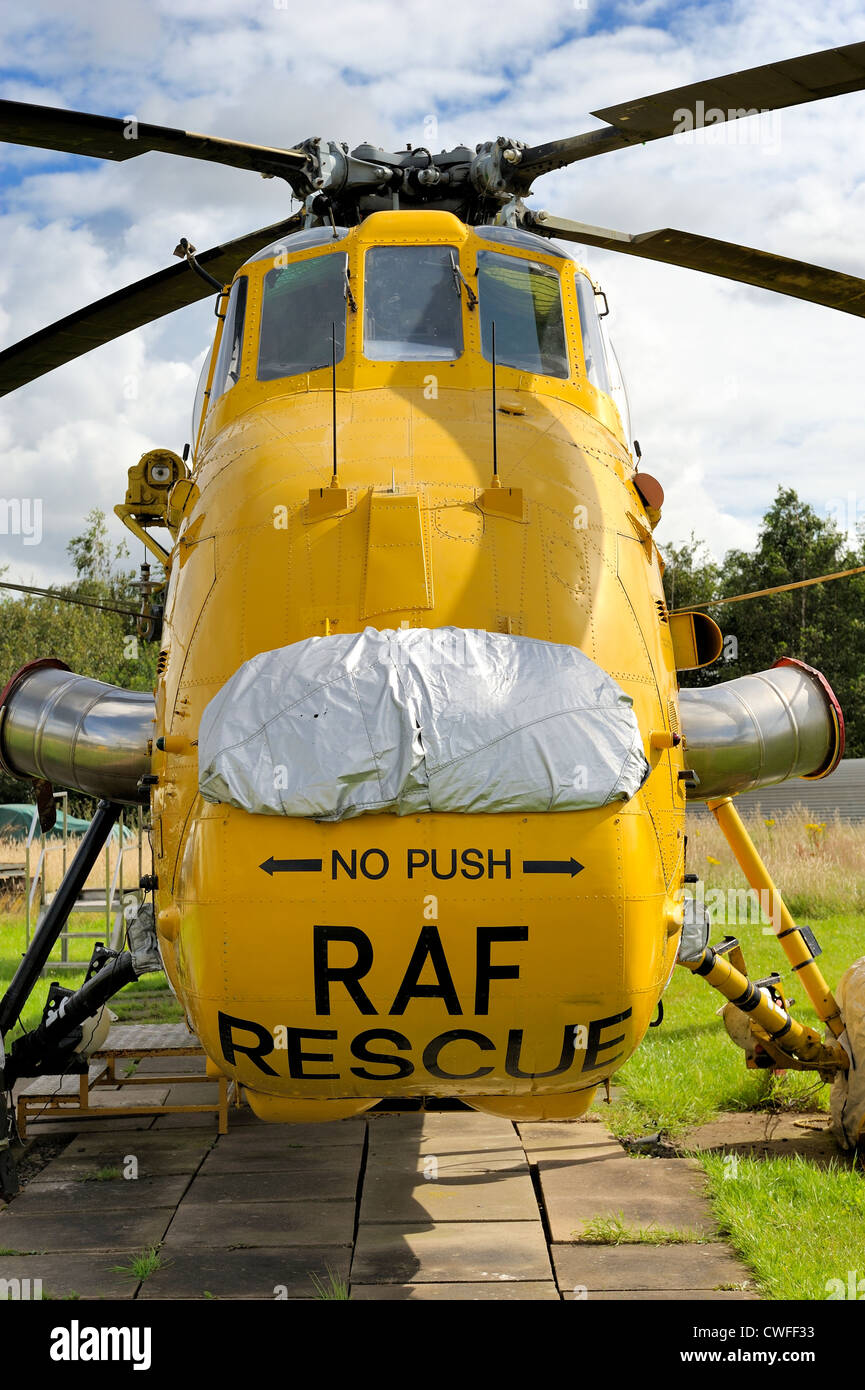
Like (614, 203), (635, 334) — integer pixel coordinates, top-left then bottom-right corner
(364, 246), (463, 361)
(575, 273), (611, 395)
(477, 250), (568, 379)
(211, 276), (248, 401)
(258, 253), (348, 381)
(191, 346), (212, 445)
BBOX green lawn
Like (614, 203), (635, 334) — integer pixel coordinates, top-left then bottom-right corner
(702, 1153), (865, 1301)
(0, 912), (183, 1038)
(606, 912), (865, 1301)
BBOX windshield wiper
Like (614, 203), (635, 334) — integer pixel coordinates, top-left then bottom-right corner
(344, 266), (357, 312)
(450, 252), (477, 310)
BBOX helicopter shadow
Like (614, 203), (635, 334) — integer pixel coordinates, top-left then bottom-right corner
(350, 1106), (559, 1298)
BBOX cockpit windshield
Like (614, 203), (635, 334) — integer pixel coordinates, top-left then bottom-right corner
(258, 253), (348, 381)
(477, 250), (568, 379)
(364, 246), (463, 361)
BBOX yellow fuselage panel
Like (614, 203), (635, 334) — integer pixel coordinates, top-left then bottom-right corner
(152, 211), (685, 1106)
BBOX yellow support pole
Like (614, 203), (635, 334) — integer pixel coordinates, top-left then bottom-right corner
(707, 795), (844, 1037)
(680, 946), (847, 1070)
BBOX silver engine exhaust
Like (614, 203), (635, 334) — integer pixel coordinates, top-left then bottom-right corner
(679, 658), (844, 801)
(0, 659), (155, 805)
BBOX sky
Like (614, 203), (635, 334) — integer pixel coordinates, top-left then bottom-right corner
(1, 0), (865, 586)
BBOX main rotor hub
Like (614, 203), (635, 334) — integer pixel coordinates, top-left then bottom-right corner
(290, 136), (535, 225)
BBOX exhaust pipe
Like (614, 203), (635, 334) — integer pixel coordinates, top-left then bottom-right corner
(679, 658), (844, 802)
(0, 659), (155, 805)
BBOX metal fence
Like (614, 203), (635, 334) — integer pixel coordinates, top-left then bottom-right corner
(23, 793), (148, 965)
(688, 757), (865, 822)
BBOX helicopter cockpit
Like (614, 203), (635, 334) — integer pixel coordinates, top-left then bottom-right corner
(192, 216), (631, 453)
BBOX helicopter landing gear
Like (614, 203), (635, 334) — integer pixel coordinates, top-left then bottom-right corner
(677, 795), (850, 1085)
(0, 801), (163, 1196)
(0, 1086), (17, 1200)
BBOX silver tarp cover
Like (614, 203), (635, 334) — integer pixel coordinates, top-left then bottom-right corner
(198, 627), (649, 820)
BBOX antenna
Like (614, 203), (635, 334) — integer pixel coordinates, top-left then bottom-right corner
(307, 320), (348, 518)
(491, 319), (499, 484)
(331, 322), (338, 486)
(478, 318), (525, 519)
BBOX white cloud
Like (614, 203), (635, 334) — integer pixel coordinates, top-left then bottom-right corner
(1, 0), (864, 587)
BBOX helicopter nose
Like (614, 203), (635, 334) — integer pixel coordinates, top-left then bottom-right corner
(197, 625), (649, 822)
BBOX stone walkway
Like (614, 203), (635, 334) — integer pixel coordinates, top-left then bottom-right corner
(1, 1061), (759, 1300)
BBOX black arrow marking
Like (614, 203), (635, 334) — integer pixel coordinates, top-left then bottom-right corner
(260, 856), (323, 876)
(522, 857), (584, 877)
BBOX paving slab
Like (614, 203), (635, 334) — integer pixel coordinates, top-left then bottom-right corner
(552, 1243), (757, 1296)
(61, 1128), (211, 1154)
(518, 1119), (624, 1163)
(150, 1111), (222, 1130)
(352, 1220), (552, 1283)
(537, 1153), (716, 1241)
(8, 1174), (191, 1214)
(212, 1119), (366, 1146)
(164, 1198), (357, 1248)
(27, 1145), (211, 1183)
(159, 1082), (221, 1106)
(0, 1205), (171, 1253)
(19, 1114), (156, 1136)
(0, 1253), (139, 1300)
(367, 1112), (521, 1160)
(137, 1247), (352, 1300)
(1, 1088), (765, 1301)
(360, 1160), (538, 1223)
(202, 1127), (366, 1173)
(188, 1166), (360, 1204)
(351, 1281), (560, 1300)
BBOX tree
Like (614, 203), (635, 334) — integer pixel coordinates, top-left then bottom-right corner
(666, 488), (865, 755)
(661, 534), (721, 611)
(0, 510), (159, 812)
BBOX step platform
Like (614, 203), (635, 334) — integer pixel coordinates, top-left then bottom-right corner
(15, 1024), (233, 1137)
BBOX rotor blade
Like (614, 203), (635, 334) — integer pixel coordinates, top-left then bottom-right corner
(528, 212), (865, 318)
(517, 41), (865, 178)
(0, 214), (301, 396)
(672, 564), (865, 612)
(0, 99), (310, 184)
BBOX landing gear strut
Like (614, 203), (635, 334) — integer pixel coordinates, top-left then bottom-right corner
(0, 800), (161, 1198)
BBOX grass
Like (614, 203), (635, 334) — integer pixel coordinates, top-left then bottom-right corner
(701, 1153), (865, 1301)
(602, 814), (865, 1300)
(689, 804), (865, 920)
(578, 1213), (712, 1246)
(309, 1267), (350, 1300)
(77, 1166), (122, 1183)
(113, 1246), (166, 1281)
(0, 910), (183, 1039)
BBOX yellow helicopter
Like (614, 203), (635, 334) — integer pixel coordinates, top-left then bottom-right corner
(1, 41), (865, 1190)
